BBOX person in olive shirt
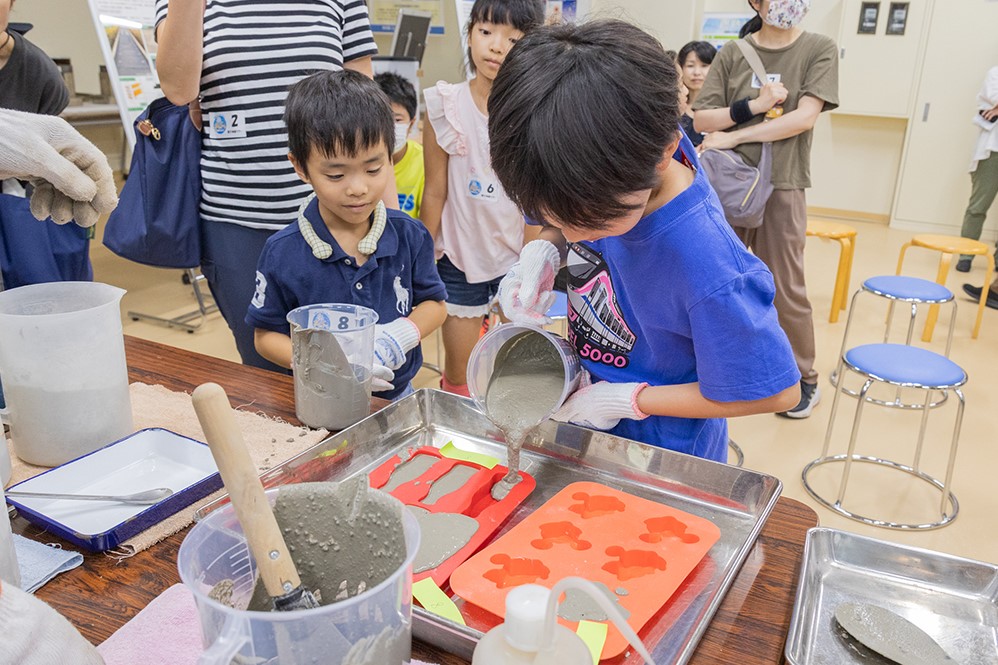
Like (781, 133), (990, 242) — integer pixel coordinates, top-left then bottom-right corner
(693, 0), (838, 419)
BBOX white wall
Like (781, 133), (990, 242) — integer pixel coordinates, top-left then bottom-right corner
(11, 0), (104, 95)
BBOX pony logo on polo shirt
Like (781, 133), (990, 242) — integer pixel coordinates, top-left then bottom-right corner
(566, 243), (636, 369)
(251, 271), (267, 308)
(393, 273), (410, 314)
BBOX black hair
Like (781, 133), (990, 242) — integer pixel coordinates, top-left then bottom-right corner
(374, 71), (417, 121)
(465, 0), (544, 74)
(664, 49), (678, 64)
(740, 0), (763, 37)
(677, 40), (716, 68)
(488, 20), (680, 231)
(284, 70), (394, 173)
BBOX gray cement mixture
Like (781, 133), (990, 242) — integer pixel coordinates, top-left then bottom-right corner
(833, 603), (956, 664)
(292, 328), (371, 430)
(247, 479), (406, 612)
(557, 581), (631, 623)
(342, 625), (410, 665)
(484, 331), (566, 500)
(422, 465), (480, 505)
(381, 454), (437, 493)
(408, 506), (479, 574)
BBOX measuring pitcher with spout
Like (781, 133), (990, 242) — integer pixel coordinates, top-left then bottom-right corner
(0, 282), (133, 466)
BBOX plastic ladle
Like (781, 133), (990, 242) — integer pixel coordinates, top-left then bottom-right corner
(5, 488), (174, 505)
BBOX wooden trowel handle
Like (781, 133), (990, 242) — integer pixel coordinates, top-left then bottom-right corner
(192, 382), (301, 598)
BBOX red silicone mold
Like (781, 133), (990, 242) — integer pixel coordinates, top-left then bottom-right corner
(368, 446), (535, 586)
(449, 481), (721, 660)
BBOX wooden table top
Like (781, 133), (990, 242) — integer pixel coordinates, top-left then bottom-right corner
(13, 336), (818, 664)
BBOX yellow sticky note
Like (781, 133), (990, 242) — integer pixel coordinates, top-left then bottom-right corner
(412, 577), (466, 625)
(576, 620), (608, 665)
(440, 441), (499, 469)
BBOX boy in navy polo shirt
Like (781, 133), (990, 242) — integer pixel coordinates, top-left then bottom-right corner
(246, 71), (447, 400)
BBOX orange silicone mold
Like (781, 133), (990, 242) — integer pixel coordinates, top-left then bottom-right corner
(368, 446), (535, 586)
(449, 481), (720, 660)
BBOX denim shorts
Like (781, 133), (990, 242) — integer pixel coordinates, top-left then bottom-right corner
(436, 255), (504, 316)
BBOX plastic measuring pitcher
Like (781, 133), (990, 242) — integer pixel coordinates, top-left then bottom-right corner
(287, 304), (378, 430)
(0, 282), (133, 466)
(178, 487), (420, 665)
(467, 323), (582, 427)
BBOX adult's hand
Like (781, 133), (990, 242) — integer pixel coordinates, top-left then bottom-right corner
(0, 109), (118, 227)
(751, 81), (788, 114)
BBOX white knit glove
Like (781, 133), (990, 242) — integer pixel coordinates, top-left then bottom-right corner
(371, 318), (421, 392)
(371, 364), (396, 393)
(552, 370), (649, 430)
(0, 580), (105, 665)
(0, 109), (118, 227)
(497, 239), (561, 325)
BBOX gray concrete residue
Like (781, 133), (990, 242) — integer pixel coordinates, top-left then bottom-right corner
(557, 581), (631, 623)
(833, 603), (957, 664)
(422, 465), (480, 505)
(408, 506), (479, 574)
(247, 479), (405, 612)
(342, 625), (410, 665)
(615, 587), (629, 597)
(292, 328), (371, 430)
(484, 331), (565, 500)
(381, 454), (437, 493)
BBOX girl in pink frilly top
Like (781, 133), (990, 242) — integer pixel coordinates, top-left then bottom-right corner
(421, 0), (545, 397)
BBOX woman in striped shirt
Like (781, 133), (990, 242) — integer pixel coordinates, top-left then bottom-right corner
(155, 0), (383, 370)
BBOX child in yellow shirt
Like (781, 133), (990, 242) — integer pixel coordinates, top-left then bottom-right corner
(376, 72), (424, 219)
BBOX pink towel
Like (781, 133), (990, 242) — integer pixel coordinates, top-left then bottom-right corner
(96, 584), (439, 665)
(97, 584), (202, 665)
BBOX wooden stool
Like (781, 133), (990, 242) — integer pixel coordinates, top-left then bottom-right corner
(806, 220), (857, 323)
(896, 234), (995, 341)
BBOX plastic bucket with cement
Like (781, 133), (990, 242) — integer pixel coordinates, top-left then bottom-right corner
(178, 487), (420, 665)
(467, 323), (583, 425)
(286, 303), (378, 430)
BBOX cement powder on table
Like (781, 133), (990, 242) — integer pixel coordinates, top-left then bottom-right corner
(484, 331), (565, 500)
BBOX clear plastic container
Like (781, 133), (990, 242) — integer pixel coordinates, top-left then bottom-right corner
(0, 487), (20, 588)
(286, 304), (378, 430)
(178, 487), (420, 665)
(0, 282), (133, 466)
(467, 323), (582, 424)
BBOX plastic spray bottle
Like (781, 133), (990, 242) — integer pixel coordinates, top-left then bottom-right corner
(472, 577), (655, 665)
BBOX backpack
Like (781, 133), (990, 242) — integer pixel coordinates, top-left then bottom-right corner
(698, 40), (774, 229)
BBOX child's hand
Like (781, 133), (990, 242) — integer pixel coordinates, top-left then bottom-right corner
(497, 239), (561, 324)
(552, 371), (649, 430)
(371, 364), (395, 392)
(373, 318), (421, 370)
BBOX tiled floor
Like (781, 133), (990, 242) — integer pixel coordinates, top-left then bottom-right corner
(92, 218), (998, 565)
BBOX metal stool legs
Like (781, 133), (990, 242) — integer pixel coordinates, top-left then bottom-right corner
(127, 268), (218, 333)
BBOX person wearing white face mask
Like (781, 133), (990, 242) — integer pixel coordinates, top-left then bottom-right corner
(693, 0), (838, 419)
(377, 72), (425, 219)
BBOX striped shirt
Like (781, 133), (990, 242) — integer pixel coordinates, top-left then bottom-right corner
(154, 0), (377, 230)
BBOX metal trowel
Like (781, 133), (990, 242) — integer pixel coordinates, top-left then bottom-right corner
(834, 602), (958, 665)
(192, 382), (320, 612)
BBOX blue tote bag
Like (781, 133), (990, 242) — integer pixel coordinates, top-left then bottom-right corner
(103, 97), (202, 268)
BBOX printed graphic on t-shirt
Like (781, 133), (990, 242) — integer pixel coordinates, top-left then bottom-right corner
(398, 193), (416, 213)
(566, 243), (636, 368)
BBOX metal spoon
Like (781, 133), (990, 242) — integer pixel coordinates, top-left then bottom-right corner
(5, 488), (174, 505)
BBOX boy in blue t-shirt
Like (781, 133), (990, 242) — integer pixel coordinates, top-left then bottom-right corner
(246, 71), (447, 400)
(490, 20), (801, 462)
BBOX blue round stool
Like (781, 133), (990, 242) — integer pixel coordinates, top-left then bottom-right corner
(832, 275), (957, 409)
(803, 343), (966, 530)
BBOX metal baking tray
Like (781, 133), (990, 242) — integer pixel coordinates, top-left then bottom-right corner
(196, 389), (782, 663)
(786, 527), (998, 665)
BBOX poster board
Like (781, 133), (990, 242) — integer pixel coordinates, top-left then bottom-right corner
(370, 0), (445, 34)
(86, 0), (160, 149)
(699, 12), (755, 50)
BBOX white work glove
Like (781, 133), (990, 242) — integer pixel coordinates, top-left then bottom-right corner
(0, 580), (105, 665)
(0, 109), (118, 228)
(497, 239), (561, 325)
(371, 364), (395, 393)
(552, 370), (649, 430)
(372, 318), (421, 392)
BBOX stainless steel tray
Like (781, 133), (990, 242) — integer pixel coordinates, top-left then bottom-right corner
(786, 527), (998, 664)
(197, 389), (782, 664)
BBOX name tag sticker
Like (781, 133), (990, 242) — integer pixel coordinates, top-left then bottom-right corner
(751, 72), (781, 89)
(208, 111), (248, 138)
(467, 169), (499, 203)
